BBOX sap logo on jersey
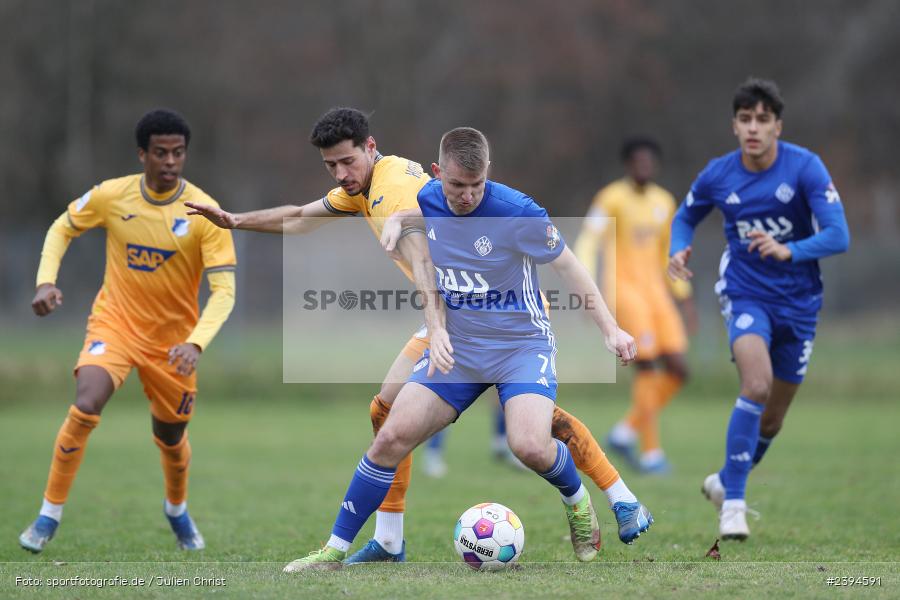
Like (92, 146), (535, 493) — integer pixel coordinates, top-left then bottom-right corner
(435, 266), (489, 294)
(736, 217), (794, 241)
(127, 243), (176, 272)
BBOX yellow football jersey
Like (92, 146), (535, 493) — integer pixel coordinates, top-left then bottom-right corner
(65, 174), (236, 349)
(322, 154), (429, 279)
(578, 178), (691, 299)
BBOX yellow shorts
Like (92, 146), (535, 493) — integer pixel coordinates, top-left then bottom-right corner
(615, 285), (687, 361)
(74, 317), (197, 423)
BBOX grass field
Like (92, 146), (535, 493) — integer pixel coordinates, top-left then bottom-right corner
(1, 317), (898, 599)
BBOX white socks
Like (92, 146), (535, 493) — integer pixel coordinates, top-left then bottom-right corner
(373, 510), (404, 554)
(608, 422), (637, 446)
(603, 477), (638, 507)
(164, 500), (187, 518)
(40, 499), (64, 522)
(722, 499), (746, 511)
(561, 483), (587, 506)
(327, 534), (351, 552)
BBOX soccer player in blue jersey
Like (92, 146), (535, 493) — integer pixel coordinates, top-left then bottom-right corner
(668, 78), (850, 540)
(284, 127), (652, 571)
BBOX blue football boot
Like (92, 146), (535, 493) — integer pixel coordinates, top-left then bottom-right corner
(612, 501), (653, 544)
(165, 505), (205, 550)
(344, 539), (406, 565)
(19, 515), (59, 553)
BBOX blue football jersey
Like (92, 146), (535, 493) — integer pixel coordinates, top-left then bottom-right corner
(417, 179), (565, 345)
(671, 141), (849, 310)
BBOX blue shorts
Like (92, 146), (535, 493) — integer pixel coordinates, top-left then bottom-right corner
(408, 340), (558, 415)
(721, 296), (818, 383)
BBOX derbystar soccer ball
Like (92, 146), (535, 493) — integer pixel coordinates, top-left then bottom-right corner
(453, 502), (525, 570)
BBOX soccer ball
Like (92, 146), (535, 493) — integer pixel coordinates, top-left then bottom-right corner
(453, 502), (524, 570)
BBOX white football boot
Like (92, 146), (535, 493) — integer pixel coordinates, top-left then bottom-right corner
(719, 499), (750, 541)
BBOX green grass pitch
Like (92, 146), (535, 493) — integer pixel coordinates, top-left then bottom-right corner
(1, 320), (898, 598)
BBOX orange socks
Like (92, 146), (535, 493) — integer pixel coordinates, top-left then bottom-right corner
(44, 405), (100, 504)
(154, 434), (191, 505)
(624, 370), (683, 453)
(625, 370), (662, 452)
(654, 370), (683, 411)
(551, 406), (620, 490)
(370, 395), (411, 513)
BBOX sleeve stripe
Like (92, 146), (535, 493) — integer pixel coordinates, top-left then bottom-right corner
(65, 212), (83, 231)
(205, 265), (236, 274)
(322, 197), (358, 216)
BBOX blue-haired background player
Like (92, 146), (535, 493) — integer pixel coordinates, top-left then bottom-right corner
(668, 78), (850, 540)
(284, 127), (652, 571)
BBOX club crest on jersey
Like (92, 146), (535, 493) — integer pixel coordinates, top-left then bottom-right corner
(88, 340), (106, 355)
(172, 218), (190, 237)
(127, 243), (176, 272)
(473, 236), (493, 256)
(775, 183), (795, 204)
(546, 225), (560, 250)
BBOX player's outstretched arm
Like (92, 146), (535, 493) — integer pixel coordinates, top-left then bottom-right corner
(185, 199), (338, 234)
(550, 246), (636, 365)
(394, 230), (453, 376)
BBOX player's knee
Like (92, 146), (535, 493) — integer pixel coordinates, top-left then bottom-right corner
(74, 367), (114, 415)
(668, 361), (690, 382)
(740, 376), (771, 404)
(370, 426), (411, 461)
(661, 354), (689, 381)
(152, 419), (187, 446)
(508, 437), (552, 471)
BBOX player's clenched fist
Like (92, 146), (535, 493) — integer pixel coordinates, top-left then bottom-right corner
(184, 201), (240, 229)
(605, 326), (637, 366)
(32, 283), (64, 316)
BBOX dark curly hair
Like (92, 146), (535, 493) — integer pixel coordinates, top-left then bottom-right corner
(733, 78), (784, 118)
(309, 108), (370, 149)
(135, 109), (191, 150)
(620, 136), (662, 162)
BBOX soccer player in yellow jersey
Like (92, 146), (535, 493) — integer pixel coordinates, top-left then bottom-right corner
(575, 137), (697, 474)
(19, 110), (237, 553)
(187, 108), (647, 563)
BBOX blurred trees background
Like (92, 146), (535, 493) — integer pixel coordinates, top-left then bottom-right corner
(1, 0), (898, 321)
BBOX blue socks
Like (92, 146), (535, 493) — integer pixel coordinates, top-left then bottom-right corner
(331, 455), (396, 545)
(719, 397), (763, 500)
(540, 439), (582, 498)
